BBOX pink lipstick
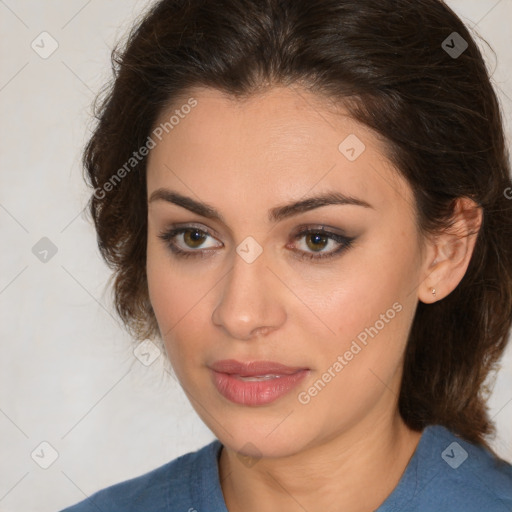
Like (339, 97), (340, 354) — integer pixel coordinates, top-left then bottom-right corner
(209, 359), (310, 406)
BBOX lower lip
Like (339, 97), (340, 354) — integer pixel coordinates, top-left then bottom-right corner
(210, 369), (309, 406)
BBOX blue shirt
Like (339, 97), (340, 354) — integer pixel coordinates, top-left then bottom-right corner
(60, 425), (512, 511)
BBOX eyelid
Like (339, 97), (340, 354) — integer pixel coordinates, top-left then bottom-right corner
(168, 221), (223, 240)
(290, 223), (352, 238)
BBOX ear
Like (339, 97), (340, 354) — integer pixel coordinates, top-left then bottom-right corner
(418, 196), (482, 304)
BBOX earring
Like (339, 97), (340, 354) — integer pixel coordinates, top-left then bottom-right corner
(431, 288), (436, 297)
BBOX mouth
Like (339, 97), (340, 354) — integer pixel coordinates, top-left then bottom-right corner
(209, 359), (308, 376)
(232, 374), (288, 381)
(209, 359), (310, 406)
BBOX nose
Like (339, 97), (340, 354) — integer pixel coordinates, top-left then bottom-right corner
(211, 247), (287, 341)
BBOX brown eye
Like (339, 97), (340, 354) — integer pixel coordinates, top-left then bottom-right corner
(290, 228), (356, 262)
(157, 226), (222, 258)
(305, 233), (329, 252)
(158, 225), (355, 262)
(183, 229), (208, 248)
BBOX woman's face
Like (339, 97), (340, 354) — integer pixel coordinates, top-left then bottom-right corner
(146, 85), (429, 457)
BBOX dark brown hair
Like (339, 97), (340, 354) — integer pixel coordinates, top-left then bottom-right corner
(83, 0), (512, 454)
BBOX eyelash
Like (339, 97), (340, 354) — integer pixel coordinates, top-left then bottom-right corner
(157, 225), (355, 262)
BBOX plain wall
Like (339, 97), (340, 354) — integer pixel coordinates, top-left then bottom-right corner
(0, 1), (511, 511)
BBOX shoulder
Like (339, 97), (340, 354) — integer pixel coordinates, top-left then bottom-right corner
(382, 424), (512, 512)
(59, 439), (223, 512)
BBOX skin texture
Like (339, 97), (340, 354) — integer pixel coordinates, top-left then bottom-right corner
(146, 85), (482, 512)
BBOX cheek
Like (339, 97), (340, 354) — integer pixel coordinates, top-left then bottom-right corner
(291, 265), (416, 425)
(146, 242), (184, 346)
(146, 244), (215, 369)
(304, 232), (419, 369)
(146, 231), (198, 325)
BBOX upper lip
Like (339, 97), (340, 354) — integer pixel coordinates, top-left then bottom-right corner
(210, 359), (308, 377)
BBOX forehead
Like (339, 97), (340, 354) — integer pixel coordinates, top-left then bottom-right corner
(146, 86), (413, 217)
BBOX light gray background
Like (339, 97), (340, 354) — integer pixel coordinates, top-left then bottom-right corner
(1, 1), (511, 511)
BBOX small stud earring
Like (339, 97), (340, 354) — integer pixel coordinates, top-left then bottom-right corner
(431, 288), (436, 297)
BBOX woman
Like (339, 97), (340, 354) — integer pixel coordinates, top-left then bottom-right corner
(60, 0), (512, 510)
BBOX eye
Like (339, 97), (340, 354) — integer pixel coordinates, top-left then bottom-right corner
(157, 226), (222, 258)
(288, 227), (355, 261)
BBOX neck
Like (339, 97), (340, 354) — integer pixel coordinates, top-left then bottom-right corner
(218, 411), (423, 512)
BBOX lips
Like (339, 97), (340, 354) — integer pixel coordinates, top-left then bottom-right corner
(209, 359), (310, 406)
(209, 359), (307, 377)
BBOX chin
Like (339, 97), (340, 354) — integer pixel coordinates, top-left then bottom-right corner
(207, 410), (317, 459)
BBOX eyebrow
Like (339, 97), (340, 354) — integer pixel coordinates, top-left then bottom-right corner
(148, 188), (373, 223)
